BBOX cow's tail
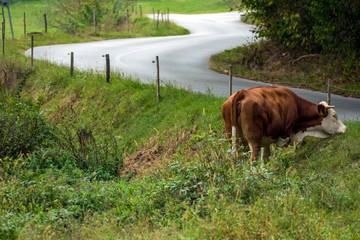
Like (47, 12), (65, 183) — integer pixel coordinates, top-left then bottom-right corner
(230, 90), (245, 153)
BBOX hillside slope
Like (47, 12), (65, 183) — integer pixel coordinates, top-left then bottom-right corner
(1, 58), (358, 239)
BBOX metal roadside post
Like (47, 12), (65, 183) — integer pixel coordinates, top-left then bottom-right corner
(1, 0), (14, 40)
(1, 10), (4, 55)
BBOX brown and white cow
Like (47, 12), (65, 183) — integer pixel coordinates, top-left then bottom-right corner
(221, 86), (346, 162)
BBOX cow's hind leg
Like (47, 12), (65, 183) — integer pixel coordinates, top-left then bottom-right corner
(248, 142), (261, 163)
(262, 146), (271, 164)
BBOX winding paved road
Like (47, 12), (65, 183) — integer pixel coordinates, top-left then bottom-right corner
(25, 12), (360, 120)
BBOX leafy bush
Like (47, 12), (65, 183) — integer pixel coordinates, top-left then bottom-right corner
(231, 0), (360, 56)
(0, 60), (32, 94)
(55, 125), (122, 178)
(45, 0), (136, 34)
(0, 97), (53, 159)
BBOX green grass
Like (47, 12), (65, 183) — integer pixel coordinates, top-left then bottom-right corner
(2, 0), (189, 41)
(2, 0), (50, 38)
(209, 41), (360, 98)
(3, 0), (229, 40)
(1, 0), (360, 239)
(1, 51), (359, 238)
(139, 0), (230, 14)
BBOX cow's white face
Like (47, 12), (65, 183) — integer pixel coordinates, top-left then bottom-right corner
(291, 102), (346, 144)
(320, 107), (347, 135)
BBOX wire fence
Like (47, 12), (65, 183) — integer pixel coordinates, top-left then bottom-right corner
(226, 64), (360, 100)
(1, 8), (359, 101)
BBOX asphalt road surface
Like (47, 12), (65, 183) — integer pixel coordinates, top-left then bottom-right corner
(25, 12), (360, 120)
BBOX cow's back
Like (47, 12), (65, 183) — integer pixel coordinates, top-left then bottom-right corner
(238, 86), (300, 140)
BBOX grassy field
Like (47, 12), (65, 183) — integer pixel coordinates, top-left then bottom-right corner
(139, 0), (229, 14)
(2, 0), (228, 39)
(2, 0), (190, 40)
(1, 57), (359, 239)
(2, 0), (51, 37)
(1, 0), (359, 239)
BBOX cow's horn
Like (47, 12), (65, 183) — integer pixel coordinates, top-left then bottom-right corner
(319, 101), (334, 109)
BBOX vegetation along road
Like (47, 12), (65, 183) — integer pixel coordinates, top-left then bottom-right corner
(26, 12), (360, 120)
(2, 0), (359, 239)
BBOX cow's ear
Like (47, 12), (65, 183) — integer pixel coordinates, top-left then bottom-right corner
(317, 104), (326, 117)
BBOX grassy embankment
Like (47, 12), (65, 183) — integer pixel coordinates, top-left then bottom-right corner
(1, 0), (359, 239)
(140, 0), (229, 13)
(209, 41), (360, 98)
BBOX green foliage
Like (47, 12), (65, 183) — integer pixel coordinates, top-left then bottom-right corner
(139, 0), (228, 14)
(0, 59), (32, 95)
(54, 125), (122, 177)
(0, 96), (53, 159)
(1, 1), (359, 239)
(209, 40), (360, 97)
(44, 0), (136, 34)
(231, 0), (360, 56)
(1, 71), (359, 239)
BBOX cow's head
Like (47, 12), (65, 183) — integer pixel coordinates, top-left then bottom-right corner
(317, 101), (347, 135)
(291, 101), (346, 144)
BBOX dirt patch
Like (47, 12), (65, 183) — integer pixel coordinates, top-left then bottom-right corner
(120, 127), (197, 177)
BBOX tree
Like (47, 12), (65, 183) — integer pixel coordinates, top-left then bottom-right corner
(227, 0), (360, 56)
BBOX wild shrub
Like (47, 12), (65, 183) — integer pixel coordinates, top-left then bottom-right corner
(45, 0), (136, 34)
(54, 124), (122, 178)
(0, 97), (53, 159)
(0, 60), (32, 94)
(230, 0), (360, 56)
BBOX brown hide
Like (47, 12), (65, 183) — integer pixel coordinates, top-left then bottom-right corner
(222, 86), (323, 161)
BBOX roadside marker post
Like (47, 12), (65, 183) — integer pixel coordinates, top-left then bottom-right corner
(23, 12), (26, 37)
(229, 64), (233, 96)
(27, 32), (43, 68)
(152, 56), (160, 101)
(1, 0), (14, 40)
(103, 54), (110, 83)
(69, 52), (74, 77)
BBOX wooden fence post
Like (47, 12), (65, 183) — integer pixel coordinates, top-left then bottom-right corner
(327, 79), (331, 105)
(23, 12), (26, 37)
(93, 10), (96, 33)
(155, 56), (160, 101)
(157, 10), (160, 29)
(43, 14), (47, 34)
(1, 21), (4, 56)
(126, 9), (129, 32)
(70, 52), (74, 77)
(229, 64), (233, 96)
(167, 9), (170, 23)
(30, 35), (34, 67)
(103, 54), (110, 83)
(27, 32), (43, 67)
